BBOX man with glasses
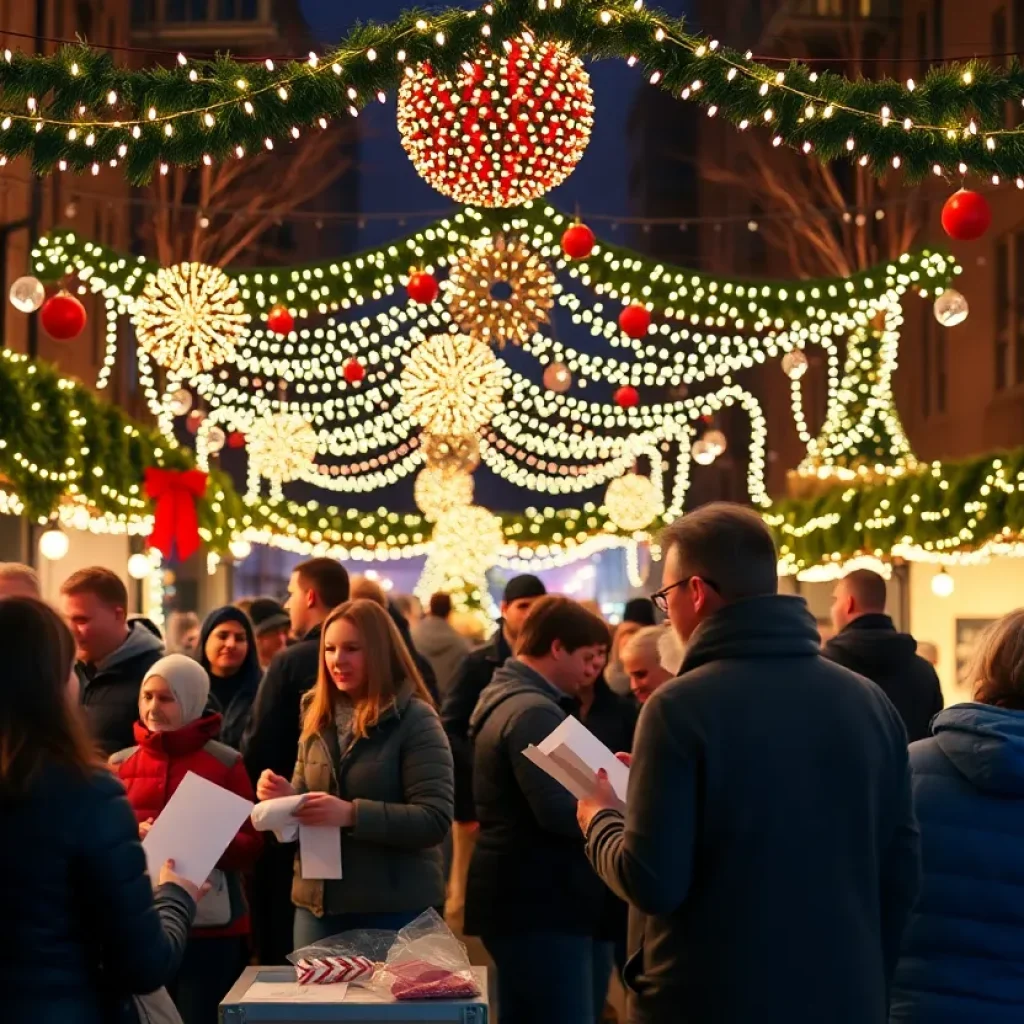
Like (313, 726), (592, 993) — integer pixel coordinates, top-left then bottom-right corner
(577, 502), (919, 1024)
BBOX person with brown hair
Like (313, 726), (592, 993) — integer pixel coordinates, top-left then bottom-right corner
(824, 568), (943, 742)
(255, 599), (453, 946)
(0, 561), (40, 599)
(61, 566), (165, 755)
(579, 503), (919, 1024)
(0, 597), (201, 1022)
(891, 609), (1024, 1021)
(465, 595), (610, 1024)
(413, 593), (471, 699)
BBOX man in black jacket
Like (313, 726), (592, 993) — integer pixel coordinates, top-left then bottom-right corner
(578, 504), (920, 1024)
(242, 556), (349, 965)
(824, 568), (944, 742)
(467, 595), (609, 1024)
(60, 567), (164, 756)
(441, 574), (546, 939)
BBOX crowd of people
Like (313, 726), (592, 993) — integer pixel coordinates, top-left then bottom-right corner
(1, 502), (1023, 1024)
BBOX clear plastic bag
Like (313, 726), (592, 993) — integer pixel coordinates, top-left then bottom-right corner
(286, 929), (394, 986)
(377, 910), (481, 1001)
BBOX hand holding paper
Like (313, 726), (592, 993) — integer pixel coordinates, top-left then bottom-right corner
(250, 795), (343, 880)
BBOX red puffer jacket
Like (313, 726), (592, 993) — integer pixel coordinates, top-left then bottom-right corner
(111, 712), (262, 939)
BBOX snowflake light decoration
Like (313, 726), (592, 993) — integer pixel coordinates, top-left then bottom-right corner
(247, 412), (319, 485)
(132, 262), (249, 376)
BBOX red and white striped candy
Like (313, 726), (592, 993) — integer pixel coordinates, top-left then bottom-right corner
(295, 955), (375, 985)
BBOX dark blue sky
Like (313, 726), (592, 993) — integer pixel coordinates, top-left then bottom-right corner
(300, 0), (692, 245)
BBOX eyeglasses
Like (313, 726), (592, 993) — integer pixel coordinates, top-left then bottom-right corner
(651, 575), (719, 612)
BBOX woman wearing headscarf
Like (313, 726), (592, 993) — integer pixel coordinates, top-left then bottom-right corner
(198, 606), (262, 750)
(111, 654), (262, 1024)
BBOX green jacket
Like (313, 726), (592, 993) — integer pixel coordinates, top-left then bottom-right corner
(290, 687), (454, 918)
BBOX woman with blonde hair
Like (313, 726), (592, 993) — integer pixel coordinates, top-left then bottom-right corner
(891, 608), (1024, 1022)
(256, 599), (454, 947)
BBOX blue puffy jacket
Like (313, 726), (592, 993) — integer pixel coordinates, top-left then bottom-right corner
(891, 703), (1024, 1023)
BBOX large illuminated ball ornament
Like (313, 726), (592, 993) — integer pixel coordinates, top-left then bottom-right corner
(941, 189), (991, 242)
(400, 334), (508, 436)
(40, 292), (87, 341)
(934, 288), (969, 327)
(205, 425), (226, 454)
(703, 429), (728, 457)
(619, 303), (651, 340)
(782, 350), (809, 380)
(561, 223), (595, 260)
(396, 38), (595, 207)
(229, 539), (253, 561)
(414, 466), (474, 522)
(691, 439), (717, 466)
(931, 569), (955, 598)
(9, 275), (45, 313)
(431, 505), (505, 574)
(168, 388), (193, 417)
(605, 474), (660, 532)
(132, 262), (248, 376)
(39, 526), (69, 561)
(421, 432), (481, 474)
(248, 412), (319, 485)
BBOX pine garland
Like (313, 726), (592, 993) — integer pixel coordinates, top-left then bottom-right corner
(2, 0), (1024, 183)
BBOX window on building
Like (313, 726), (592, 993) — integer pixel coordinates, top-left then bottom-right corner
(219, 0), (259, 18)
(932, 0), (944, 55)
(996, 237), (1010, 391)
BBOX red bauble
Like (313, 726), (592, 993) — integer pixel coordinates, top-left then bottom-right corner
(343, 358), (365, 384)
(562, 223), (595, 260)
(227, 431), (246, 449)
(40, 292), (87, 341)
(407, 271), (439, 305)
(186, 410), (206, 435)
(941, 189), (992, 241)
(266, 304), (294, 335)
(619, 304), (651, 340)
(614, 385), (640, 409)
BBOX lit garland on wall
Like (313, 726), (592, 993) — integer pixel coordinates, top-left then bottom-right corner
(5, 0), (1024, 185)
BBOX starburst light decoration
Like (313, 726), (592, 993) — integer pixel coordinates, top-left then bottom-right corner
(447, 236), (556, 348)
(132, 262), (248, 376)
(414, 466), (474, 521)
(247, 412), (319, 485)
(604, 473), (661, 532)
(396, 37), (595, 207)
(400, 333), (507, 436)
(432, 504), (505, 577)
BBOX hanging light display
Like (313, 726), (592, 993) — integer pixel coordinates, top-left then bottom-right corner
(167, 388), (193, 417)
(247, 412), (319, 484)
(604, 473), (661, 532)
(782, 350), (809, 380)
(127, 552), (154, 580)
(205, 425), (226, 454)
(40, 292), (87, 340)
(396, 37), (595, 207)
(703, 429), (728, 456)
(400, 334), (507, 436)
(933, 288), (969, 327)
(447, 236), (555, 348)
(132, 262), (248, 376)
(414, 466), (474, 521)
(692, 439), (717, 466)
(421, 432), (481, 474)
(431, 504), (505, 576)
(39, 525), (69, 561)
(931, 568), (955, 597)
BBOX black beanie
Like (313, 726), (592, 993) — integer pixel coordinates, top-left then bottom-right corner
(248, 598), (290, 636)
(623, 597), (657, 626)
(502, 574), (547, 604)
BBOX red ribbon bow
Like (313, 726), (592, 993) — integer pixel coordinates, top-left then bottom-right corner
(144, 468), (208, 562)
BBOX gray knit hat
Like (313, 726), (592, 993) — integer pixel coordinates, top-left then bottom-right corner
(142, 653), (210, 725)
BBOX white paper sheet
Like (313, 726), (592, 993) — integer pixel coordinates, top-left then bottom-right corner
(300, 825), (343, 879)
(142, 771), (254, 888)
(241, 980), (349, 1003)
(523, 715), (630, 805)
(250, 793), (307, 833)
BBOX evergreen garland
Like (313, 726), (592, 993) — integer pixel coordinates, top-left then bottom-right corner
(1, 0), (1023, 183)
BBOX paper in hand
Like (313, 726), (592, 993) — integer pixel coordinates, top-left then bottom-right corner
(299, 825), (342, 880)
(142, 771), (253, 888)
(523, 715), (629, 806)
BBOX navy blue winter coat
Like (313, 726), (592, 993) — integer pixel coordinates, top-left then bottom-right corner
(891, 703), (1024, 1023)
(0, 762), (195, 1024)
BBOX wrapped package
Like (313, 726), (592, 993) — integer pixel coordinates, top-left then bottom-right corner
(287, 929), (395, 987)
(377, 910), (481, 1001)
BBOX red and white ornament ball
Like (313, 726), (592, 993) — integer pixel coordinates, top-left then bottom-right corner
(619, 304), (651, 340)
(396, 37), (595, 207)
(343, 358), (365, 384)
(266, 304), (294, 336)
(407, 271), (439, 305)
(40, 292), (87, 341)
(941, 189), (991, 242)
(561, 223), (595, 260)
(614, 385), (640, 409)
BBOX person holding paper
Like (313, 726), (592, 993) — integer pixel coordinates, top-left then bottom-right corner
(577, 503), (920, 1024)
(255, 599), (454, 947)
(111, 653), (262, 1024)
(0, 597), (203, 1024)
(464, 595), (610, 1024)
(243, 557), (350, 966)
